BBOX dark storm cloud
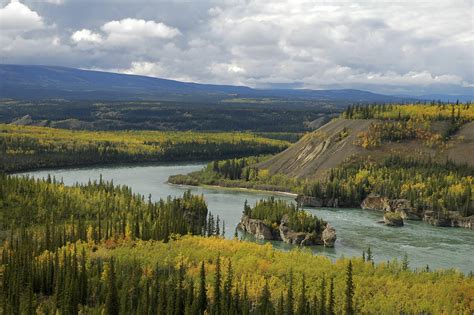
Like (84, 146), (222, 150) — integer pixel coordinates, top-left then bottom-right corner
(0, 0), (473, 96)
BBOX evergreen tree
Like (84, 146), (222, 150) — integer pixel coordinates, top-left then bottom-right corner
(197, 261), (207, 314)
(327, 277), (335, 315)
(258, 279), (273, 315)
(213, 255), (222, 315)
(223, 259), (233, 313)
(345, 261), (354, 315)
(105, 259), (119, 315)
(320, 275), (326, 315)
(286, 271), (294, 315)
(296, 274), (306, 315)
(402, 253), (409, 271)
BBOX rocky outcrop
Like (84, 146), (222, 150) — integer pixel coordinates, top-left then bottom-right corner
(361, 193), (387, 211)
(295, 195), (323, 207)
(239, 215), (276, 240)
(279, 224), (314, 245)
(321, 224), (337, 247)
(423, 211), (473, 229)
(383, 212), (404, 226)
(239, 215), (336, 246)
(295, 195), (346, 208)
(361, 194), (421, 220)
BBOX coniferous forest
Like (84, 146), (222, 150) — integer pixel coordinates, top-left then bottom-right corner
(1, 174), (473, 314)
(1, 0), (473, 309)
(0, 125), (290, 173)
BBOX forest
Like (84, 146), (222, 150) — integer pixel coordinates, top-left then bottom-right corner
(170, 102), (474, 221)
(0, 125), (289, 173)
(0, 99), (335, 132)
(170, 154), (473, 220)
(1, 174), (473, 314)
(343, 102), (473, 121)
(243, 198), (327, 235)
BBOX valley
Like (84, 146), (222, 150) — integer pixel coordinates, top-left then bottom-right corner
(1, 73), (473, 314)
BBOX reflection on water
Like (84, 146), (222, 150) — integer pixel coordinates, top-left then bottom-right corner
(17, 163), (474, 273)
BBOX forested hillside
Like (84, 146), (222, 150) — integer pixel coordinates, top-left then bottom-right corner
(1, 175), (472, 314)
(259, 102), (474, 178)
(0, 99), (334, 133)
(170, 103), (474, 228)
(0, 125), (289, 173)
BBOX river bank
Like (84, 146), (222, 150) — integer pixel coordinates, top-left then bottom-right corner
(14, 162), (474, 273)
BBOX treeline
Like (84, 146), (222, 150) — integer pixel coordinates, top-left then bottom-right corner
(0, 125), (290, 173)
(343, 102), (473, 121)
(1, 174), (473, 313)
(210, 156), (266, 181)
(2, 232), (357, 315)
(172, 154), (474, 218)
(0, 174), (223, 243)
(244, 198), (327, 235)
(3, 235), (472, 314)
(356, 120), (441, 149)
(303, 156), (474, 217)
(0, 99), (333, 132)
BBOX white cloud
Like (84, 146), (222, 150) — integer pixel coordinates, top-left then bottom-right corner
(71, 29), (102, 43)
(102, 18), (181, 40)
(120, 61), (166, 77)
(0, 0), (44, 33)
(44, 0), (64, 4)
(0, 0), (472, 94)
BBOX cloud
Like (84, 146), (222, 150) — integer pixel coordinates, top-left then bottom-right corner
(71, 29), (102, 43)
(102, 18), (181, 41)
(0, 0), (44, 33)
(0, 0), (472, 95)
(44, 0), (64, 4)
(119, 61), (166, 78)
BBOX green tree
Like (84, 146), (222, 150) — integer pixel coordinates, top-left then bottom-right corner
(345, 261), (354, 315)
(197, 261), (207, 314)
(105, 259), (119, 315)
(213, 255), (222, 315)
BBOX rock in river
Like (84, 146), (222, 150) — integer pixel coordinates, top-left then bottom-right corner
(322, 224), (337, 247)
(383, 212), (404, 227)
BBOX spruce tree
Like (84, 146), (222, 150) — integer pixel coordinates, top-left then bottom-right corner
(402, 253), (409, 271)
(327, 277), (335, 315)
(197, 261), (207, 314)
(320, 275), (326, 315)
(285, 271), (294, 315)
(105, 259), (119, 315)
(223, 259), (233, 313)
(78, 248), (88, 305)
(258, 279), (273, 315)
(345, 261), (354, 315)
(213, 255), (222, 315)
(296, 274), (306, 315)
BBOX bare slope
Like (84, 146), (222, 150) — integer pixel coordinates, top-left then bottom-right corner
(258, 119), (374, 178)
(447, 121), (474, 165)
(259, 118), (474, 179)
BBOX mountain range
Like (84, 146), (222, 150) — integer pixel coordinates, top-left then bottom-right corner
(0, 64), (413, 103)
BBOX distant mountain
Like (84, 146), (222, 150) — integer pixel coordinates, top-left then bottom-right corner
(0, 64), (407, 103)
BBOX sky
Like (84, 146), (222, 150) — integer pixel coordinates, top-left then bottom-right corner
(0, 0), (473, 96)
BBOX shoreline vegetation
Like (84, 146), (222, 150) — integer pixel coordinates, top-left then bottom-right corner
(169, 103), (474, 230)
(168, 155), (474, 230)
(0, 124), (290, 173)
(1, 173), (473, 314)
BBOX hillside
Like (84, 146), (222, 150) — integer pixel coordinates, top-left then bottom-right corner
(259, 116), (474, 179)
(0, 64), (406, 103)
(258, 119), (374, 178)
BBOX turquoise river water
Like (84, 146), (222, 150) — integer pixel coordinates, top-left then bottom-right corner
(17, 163), (474, 273)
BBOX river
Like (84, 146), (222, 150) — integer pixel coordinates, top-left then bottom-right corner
(17, 163), (474, 273)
